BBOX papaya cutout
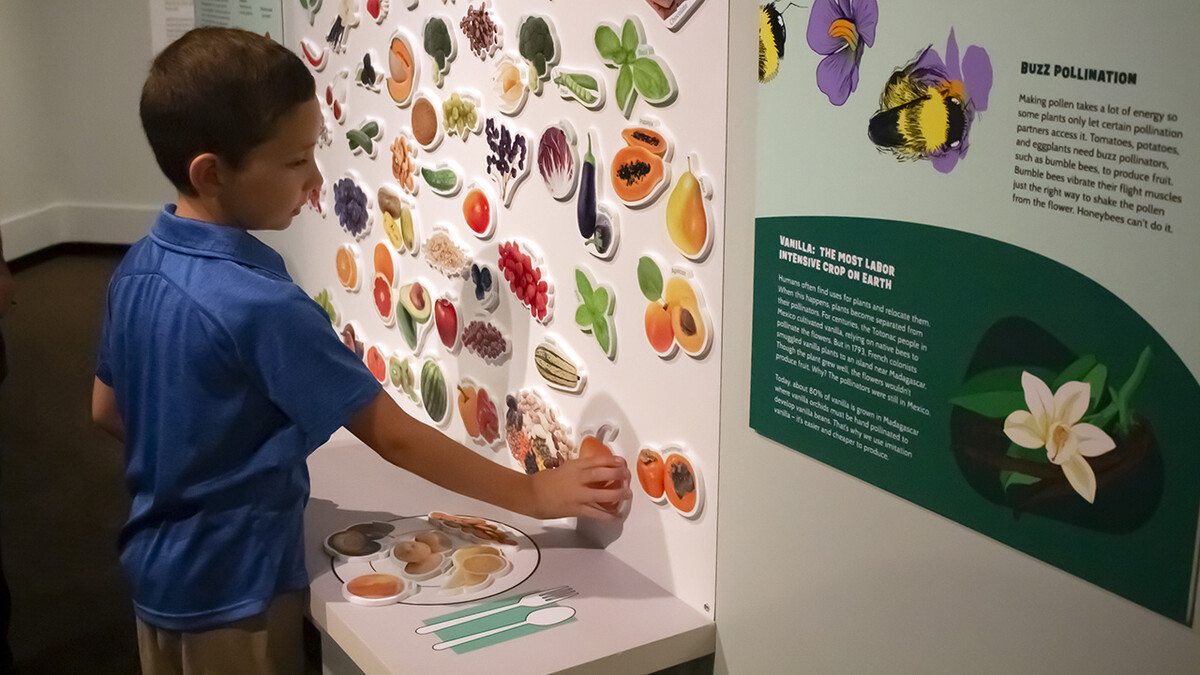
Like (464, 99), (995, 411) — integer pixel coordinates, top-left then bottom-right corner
(611, 118), (673, 209)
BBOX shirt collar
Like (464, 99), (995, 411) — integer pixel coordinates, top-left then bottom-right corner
(149, 205), (292, 281)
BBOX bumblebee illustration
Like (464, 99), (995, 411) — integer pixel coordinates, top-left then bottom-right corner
(759, 2), (803, 83)
(868, 47), (969, 161)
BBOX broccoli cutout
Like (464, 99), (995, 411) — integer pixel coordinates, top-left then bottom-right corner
(423, 16), (456, 87)
(517, 15), (560, 95)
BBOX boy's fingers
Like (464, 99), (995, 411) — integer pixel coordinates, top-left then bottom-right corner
(586, 465), (630, 486)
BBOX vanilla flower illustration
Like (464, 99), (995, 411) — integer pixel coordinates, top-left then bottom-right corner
(806, 0), (878, 106)
(1003, 372), (1115, 504)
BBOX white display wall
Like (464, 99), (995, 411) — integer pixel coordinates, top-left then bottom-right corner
(278, 0), (727, 618)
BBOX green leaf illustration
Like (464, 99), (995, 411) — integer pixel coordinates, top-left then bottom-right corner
(1051, 354), (1097, 390)
(948, 366), (1031, 418)
(594, 25), (622, 62)
(574, 304), (593, 328)
(621, 19), (639, 53)
(575, 268), (594, 302)
(632, 57), (671, 102)
(590, 286), (609, 314)
(615, 65), (634, 114)
(637, 256), (664, 301)
(593, 316), (611, 353)
(362, 121), (380, 137)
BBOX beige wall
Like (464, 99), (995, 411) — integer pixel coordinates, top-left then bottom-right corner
(0, 0), (167, 258)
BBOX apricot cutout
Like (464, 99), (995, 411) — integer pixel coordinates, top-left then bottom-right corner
(644, 302), (674, 354)
(664, 277), (705, 355)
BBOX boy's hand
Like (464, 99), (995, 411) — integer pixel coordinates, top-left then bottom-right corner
(529, 455), (632, 521)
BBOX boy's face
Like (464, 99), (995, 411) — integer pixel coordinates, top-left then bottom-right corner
(218, 98), (324, 231)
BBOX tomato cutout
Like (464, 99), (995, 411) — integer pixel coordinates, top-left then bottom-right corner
(462, 187), (492, 236)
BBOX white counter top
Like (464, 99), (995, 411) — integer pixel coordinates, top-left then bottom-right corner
(305, 436), (715, 674)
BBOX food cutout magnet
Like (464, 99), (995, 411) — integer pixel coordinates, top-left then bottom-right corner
(491, 54), (529, 115)
(323, 68), (350, 125)
(395, 278), (436, 351)
(594, 17), (679, 117)
(460, 182), (496, 240)
(333, 171), (373, 240)
(468, 262), (500, 312)
(496, 240), (553, 324)
(422, 15), (457, 87)
(460, 316), (510, 364)
(301, 37), (329, 71)
(536, 121), (579, 202)
(365, 0), (389, 23)
(442, 90), (483, 140)
(533, 336), (587, 395)
(484, 117), (531, 207)
(421, 162), (463, 197)
(335, 243), (363, 292)
(340, 321), (366, 359)
(504, 388), (575, 475)
(432, 292), (461, 353)
(355, 50), (385, 92)
(385, 30), (420, 107)
(515, 14), (560, 95)
(579, 424), (627, 514)
(365, 344), (390, 383)
(637, 256), (713, 359)
(644, 0), (707, 31)
(389, 133), (420, 195)
(378, 184), (420, 255)
(422, 226), (472, 278)
(420, 357), (452, 425)
(457, 377), (502, 447)
(388, 354), (420, 403)
(611, 119), (673, 209)
(663, 448), (703, 518)
(665, 153), (714, 262)
(347, 117), (384, 158)
(573, 266), (617, 360)
(409, 90), (444, 151)
(551, 67), (606, 111)
(326, 0), (360, 53)
(312, 289), (339, 325)
(635, 447), (667, 503)
(575, 130), (620, 260)
(300, 0), (323, 26)
(460, 2), (503, 60)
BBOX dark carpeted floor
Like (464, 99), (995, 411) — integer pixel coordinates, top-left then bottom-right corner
(0, 245), (138, 674)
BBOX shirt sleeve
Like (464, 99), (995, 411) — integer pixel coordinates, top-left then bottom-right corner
(235, 284), (382, 451)
(95, 287), (114, 386)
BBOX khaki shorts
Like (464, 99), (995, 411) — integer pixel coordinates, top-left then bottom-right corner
(135, 591), (306, 675)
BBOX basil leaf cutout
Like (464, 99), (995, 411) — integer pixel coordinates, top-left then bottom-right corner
(593, 316), (611, 354)
(575, 268), (594, 302)
(590, 286), (609, 314)
(361, 121), (380, 137)
(615, 65), (634, 114)
(632, 57), (671, 102)
(594, 26), (622, 62)
(575, 305), (593, 328)
(621, 19), (639, 53)
(637, 256), (663, 301)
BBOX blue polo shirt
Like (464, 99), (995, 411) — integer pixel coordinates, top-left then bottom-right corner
(96, 206), (381, 631)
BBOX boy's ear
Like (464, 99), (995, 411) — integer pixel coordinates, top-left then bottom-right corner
(187, 153), (224, 198)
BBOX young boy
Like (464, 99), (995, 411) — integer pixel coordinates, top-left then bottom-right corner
(92, 27), (629, 674)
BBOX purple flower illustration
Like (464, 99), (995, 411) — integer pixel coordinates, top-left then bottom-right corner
(927, 28), (992, 173)
(806, 0), (878, 106)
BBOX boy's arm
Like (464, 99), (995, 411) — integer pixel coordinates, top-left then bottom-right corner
(92, 377), (125, 441)
(345, 390), (631, 521)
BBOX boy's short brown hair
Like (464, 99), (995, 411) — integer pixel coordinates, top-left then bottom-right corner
(140, 27), (316, 195)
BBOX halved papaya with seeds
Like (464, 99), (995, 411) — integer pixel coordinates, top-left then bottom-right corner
(611, 145), (665, 204)
(621, 127), (668, 156)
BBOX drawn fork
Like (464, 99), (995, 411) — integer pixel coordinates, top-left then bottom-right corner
(416, 585), (578, 634)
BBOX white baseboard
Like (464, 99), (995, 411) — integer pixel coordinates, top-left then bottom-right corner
(0, 203), (158, 260)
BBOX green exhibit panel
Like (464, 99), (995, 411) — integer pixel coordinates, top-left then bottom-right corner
(749, 214), (1200, 624)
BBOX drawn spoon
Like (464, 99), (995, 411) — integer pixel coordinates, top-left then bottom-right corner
(431, 606), (576, 651)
